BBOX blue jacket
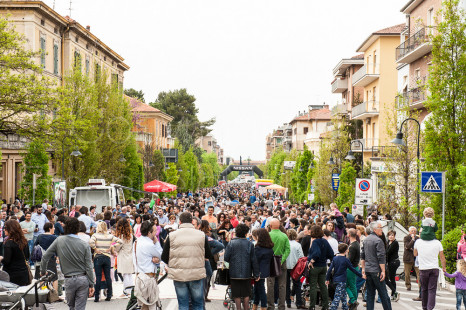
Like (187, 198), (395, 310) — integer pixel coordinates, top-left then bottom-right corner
(307, 238), (334, 267)
(326, 255), (362, 282)
(225, 238), (259, 279)
(255, 246), (274, 278)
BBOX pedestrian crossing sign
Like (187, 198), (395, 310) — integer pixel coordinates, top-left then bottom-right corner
(421, 172), (445, 193)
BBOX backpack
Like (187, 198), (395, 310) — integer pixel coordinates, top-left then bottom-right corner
(291, 257), (308, 281)
(31, 236), (45, 262)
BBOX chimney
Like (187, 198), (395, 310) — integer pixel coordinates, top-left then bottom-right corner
(86, 25), (91, 31)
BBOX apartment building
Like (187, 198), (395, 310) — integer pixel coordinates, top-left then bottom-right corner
(395, 0), (441, 123)
(130, 96), (174, 151)
(195, 134), (225, 165)
(331, 54), (365, 117)
(265, 123), (292, 160)
(290, 105), (331, 155)
(0, 1), (129, 203)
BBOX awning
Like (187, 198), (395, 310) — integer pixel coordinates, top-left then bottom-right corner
(143, 179), (177, 193)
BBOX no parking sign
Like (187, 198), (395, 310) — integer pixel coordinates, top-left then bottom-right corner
(355, 178), (373, 205)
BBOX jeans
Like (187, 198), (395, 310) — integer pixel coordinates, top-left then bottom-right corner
(346, 266), (358, 304)
(386, 260), (400, 296)
(365, 272), (392, 310)
(65, 275), (89, 310)
(419, 268), (439, 310)
(27, 240), (34, 264)
(457, 289), (466, 310)
(174, 279), (204, 310)
(254, 278), (267, 307)
(308, 266), (328, 309)
(330, 282), (348, 310)
(94, 255), (112, 300)
(286, 269), (303, 307)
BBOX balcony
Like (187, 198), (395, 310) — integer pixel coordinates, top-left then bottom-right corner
(331, 103), (348, 117)
(352, 64), (379, 87)
(351, 100), (379, 120)
(395, 87), (427, 110)
(396, 28), (432, 63)
(350, 138), (380, 152)
(331, 78), (347, 93)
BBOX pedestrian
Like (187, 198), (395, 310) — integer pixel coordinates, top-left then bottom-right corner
(403, 226), (420, 292)
(385, 230), (400, 301)
(20, 211), (35, 263)
(115, 218), (135, 297)
(285, 229), (305, 309)
(224, 223), (260, 310)
(361, 221), (392, 310)
(266, 218), (290, 310)
(252, 228), (274, 310)
(89, 221), (123, 302)
(414, 229), (447, 310)
(307, 225), (334, 310)
(31, 205), (49, 243)
(161, 212), (213, 310)
(41, 217), (95, 310)
(326, 243), (363, 310)
(444, 259), (466, 310)
(0, 220), (30, 286)
(133, 220), (162, 310)
(78, 207), (97, 234)
(34, 222), (58, 292)
(346, 228), (360, 310)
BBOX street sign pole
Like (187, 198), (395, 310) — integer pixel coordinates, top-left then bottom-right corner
(442, 172), (446, 239)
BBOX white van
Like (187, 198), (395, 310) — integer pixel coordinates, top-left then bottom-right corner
(69, 179), (125, 213)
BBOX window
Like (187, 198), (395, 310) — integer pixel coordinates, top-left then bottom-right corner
(427, 8), (434, 35)
(373, 51), (377, 73)
(293, 128), (297, 135)
(85, 56), (90, 76)
(162, 124), (165, 137)
(41, 19), (45, 26)
(40, 36), (46, 68)
(53, 43), (58, 74)
(95, 63), (101, 82)
(208, 141), (211, 146)
(74, 50), (82, 72)
(111, 73), (118, 85)
(303, 127), (308, 134)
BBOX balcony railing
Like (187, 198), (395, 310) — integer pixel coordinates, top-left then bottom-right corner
(351, 100), (379, 119)
(396, 28), (432, 63)
(331, 78), (347, 93)
(396, 87), (426, 110)
(351, 138), (380, 152)
(331, 103), (348, 116)
(352, 63), (380, 87)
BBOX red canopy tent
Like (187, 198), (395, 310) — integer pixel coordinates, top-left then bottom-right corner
(144, 179), (177, 193)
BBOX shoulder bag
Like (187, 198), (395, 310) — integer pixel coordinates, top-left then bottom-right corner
(20, 243), (33, 285)
(269, 254), (282, 277)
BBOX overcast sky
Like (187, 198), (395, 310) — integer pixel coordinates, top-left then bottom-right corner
(44, 0), (407, 161)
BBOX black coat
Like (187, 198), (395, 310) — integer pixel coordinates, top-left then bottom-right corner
(255, 245), (274, 278)
(224, 238), (259, 279)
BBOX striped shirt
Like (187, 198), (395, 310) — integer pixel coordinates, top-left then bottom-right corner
(89, 233), (122, 258)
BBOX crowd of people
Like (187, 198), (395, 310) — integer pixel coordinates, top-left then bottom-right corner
(0, 183), (462, 310)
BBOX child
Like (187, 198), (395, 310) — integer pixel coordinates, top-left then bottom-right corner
(420, 207), (438, 240)
(444, 259), (466, 310)
(326, 243), (363, 310)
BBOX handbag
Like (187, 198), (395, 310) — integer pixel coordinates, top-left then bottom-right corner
(20, 245), (33, 285)
(269, 254), (282, 278)
(214, 267), (230, 285)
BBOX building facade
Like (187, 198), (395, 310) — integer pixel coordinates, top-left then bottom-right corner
(195, 135), (225, 165)
(0, 1), (129, 203)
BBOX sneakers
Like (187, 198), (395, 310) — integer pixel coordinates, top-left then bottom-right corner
(412, 297), (422, 301)
(394, 292), (400, 302)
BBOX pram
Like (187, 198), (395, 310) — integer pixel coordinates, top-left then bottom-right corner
(222, 281), (254, 310)
(0, 271), (55, 310)
(126, 273), (167, 310)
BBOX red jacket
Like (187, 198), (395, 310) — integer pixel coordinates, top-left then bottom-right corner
(230, 217), (239, 228)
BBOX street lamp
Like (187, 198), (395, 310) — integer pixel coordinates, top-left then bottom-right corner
(345, 140), (364, 178)
(62, 147), (82, 180)
(327, 157), (336, 165)
(118, 155), (126, 163)
(70, 148), (82, 157)
(391, 117), (421, 223)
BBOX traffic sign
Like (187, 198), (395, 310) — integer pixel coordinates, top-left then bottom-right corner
(332, 173), (340, 191)
(308, 193), (315, 201)
(355, 178), (373, 205)
(352, 204), (364, 217)
(421, 172), (444, 193)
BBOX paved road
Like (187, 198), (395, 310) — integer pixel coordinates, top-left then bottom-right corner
(51, 278), (457, 310)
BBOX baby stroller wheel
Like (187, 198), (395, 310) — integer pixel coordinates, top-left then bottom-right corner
(223, 300), (229, 307)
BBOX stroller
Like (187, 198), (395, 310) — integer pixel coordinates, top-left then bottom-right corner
(126, 273), (167, 310)
(0, 270), (55, 310)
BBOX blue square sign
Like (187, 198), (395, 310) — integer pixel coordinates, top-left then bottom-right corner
(421, 172), (444, 193)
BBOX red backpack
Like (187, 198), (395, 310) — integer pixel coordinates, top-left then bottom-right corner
(291, 257), (308, 281)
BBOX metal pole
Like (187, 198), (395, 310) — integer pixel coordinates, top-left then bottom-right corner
(442, 172), (445, 239)
(61, 143), (65, 181)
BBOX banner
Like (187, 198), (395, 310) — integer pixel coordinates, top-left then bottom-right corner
(53, 181), (66, 209)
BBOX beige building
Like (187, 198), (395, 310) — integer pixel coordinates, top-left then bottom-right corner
(395, 0), (441, 123)
(265, 123), (292, 161)
(0, 1), (129, 203)
(290, 105), (331, 155)
(195, 134), (224, 165)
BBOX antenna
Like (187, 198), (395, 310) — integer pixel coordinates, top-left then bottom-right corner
(53, 0), (56, 10)
(69, 0), (73, 17)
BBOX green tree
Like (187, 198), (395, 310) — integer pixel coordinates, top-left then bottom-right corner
(121, 139), (144, 199)
(124, 88), (145, 102)
(335, 162), (357, 210)
(146, 149), (166, 182)
(18, 140), (51, 205)
(290, 147), (313, 203)
(165, 163), (180, 195)
(151, 89), (215, 151)
(423, 0), (466, 232)
(0, 17), (56, 137)
(183, 148), (200, 191)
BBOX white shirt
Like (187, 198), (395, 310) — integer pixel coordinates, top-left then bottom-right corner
(327, 237), (339, 255)
(78, 214), (97, 233)
(414, 239), (444, 270)
(133, 236), (162, 273)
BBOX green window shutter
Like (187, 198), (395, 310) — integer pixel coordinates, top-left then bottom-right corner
(40, 37), (46, 68)
(74, 51), (82, 72)
(95, 63), (101, 82)
(85, 58), (90, 76)
(53, 44), (58, 74)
